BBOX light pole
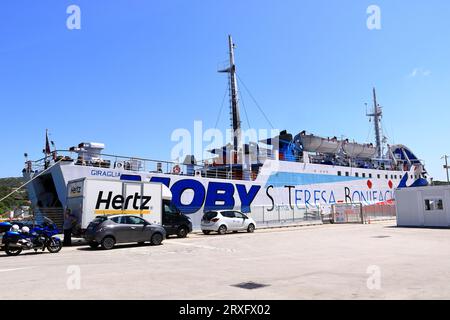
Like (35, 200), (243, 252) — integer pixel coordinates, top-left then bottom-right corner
(442, 155), (450, 184)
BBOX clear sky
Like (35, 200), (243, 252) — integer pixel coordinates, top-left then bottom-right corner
(1, 0), (449, 180)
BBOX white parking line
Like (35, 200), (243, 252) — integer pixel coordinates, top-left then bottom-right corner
(0, 267), (36, 273)
(165, 241), (235, 253)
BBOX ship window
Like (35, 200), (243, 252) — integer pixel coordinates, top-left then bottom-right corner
(369, 174), (372, 178)
(385, 175), (388, 179)
(394, 175), (397, 179)
(355, 173), (359, 177)
(411, 175), (413, 179)
(362, 173), (366, 178)
(345, 172), (349, 177)
(337, 171), (342, 176)
(391, 175), (394, 179)
(377, 174), (381, 179)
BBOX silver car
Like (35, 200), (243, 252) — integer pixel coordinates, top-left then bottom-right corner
(201, 210), (256, 235)
(83, 215), (166, 250)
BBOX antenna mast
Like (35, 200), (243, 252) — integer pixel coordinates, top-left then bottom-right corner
(367, 87), (383, 158)
(219, 35), (242, 153)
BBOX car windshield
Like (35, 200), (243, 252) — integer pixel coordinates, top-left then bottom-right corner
(203, 212), (218, 221)
(163, 200), (180, 215)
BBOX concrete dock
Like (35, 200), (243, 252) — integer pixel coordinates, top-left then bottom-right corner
(0, 221), (449, 300)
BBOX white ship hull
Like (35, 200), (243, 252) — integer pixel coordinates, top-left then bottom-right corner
(25, 159), (415, 228)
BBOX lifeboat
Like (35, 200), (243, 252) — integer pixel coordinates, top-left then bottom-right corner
(299, 134), (341, 154)
(343, 142), (377, 159)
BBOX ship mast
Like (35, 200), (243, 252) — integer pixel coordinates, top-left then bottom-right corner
(367, 87), (383, 158)
(219, 35), (242, 153)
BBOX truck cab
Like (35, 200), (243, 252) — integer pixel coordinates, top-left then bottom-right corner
(162, 200), (192, 238)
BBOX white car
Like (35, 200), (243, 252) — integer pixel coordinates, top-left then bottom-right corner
(201, 210), (256, 235)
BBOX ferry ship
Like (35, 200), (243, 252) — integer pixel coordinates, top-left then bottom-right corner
(23, 35), (429, 229)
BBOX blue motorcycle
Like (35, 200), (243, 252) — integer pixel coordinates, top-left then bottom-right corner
(2, 217), (62, 256)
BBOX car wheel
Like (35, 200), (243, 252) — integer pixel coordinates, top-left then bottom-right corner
(101, 236), (116, 250)
(177, 226), (188, 238)
(218, 225), (227, 235)
(89, 242), (99, 249)
(202, 230), (211, 235)
(150, 233), (163, 246)
(247, 224), (255, 233)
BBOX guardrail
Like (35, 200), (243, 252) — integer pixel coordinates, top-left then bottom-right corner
(242, 204), (322, 227)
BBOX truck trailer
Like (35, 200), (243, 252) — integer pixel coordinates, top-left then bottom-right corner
(66, 178), (192, 237)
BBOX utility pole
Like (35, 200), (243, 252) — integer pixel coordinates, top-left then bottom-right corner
(442, 155), (450, 184)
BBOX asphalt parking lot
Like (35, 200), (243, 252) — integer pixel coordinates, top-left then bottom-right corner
(0, 221), (449, 300)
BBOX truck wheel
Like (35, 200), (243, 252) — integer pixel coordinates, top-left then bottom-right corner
(177, 226), (188, 238)
(218, 225), (227, 235)
(101, 236), (115, 250)
(150, 233), (163, 246)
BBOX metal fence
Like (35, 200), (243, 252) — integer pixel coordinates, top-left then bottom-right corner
(331, 203), (364, 224)
(243, 204), (322, 227)
(331, 202), (397, 224)
(363, 202), (396, 222)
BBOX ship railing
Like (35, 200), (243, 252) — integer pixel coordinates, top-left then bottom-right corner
(25, 150), (261, 181)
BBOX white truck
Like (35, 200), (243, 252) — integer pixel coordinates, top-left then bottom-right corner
(66, 178), (192, 237)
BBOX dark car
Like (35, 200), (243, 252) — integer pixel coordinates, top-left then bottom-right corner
(83, 215), (166, 250)
(162, 200), (192, 238)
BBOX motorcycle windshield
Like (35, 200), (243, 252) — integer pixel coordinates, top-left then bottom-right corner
(42, 217), (58, 231)
(43, 217), (55, 226)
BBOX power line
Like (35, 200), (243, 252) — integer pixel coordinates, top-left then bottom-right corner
(236, 72), (275, 129)
(214, 85), (229, 130)
(237, 77), (251, 129)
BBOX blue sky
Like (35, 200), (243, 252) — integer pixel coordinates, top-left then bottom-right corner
(1, 0), (449, 180)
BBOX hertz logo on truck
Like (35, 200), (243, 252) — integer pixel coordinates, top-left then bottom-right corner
(94, 191), (153, 215)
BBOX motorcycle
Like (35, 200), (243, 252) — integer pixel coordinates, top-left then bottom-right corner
(0, 221), (12, 250)
(2, 217), (62, 256)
